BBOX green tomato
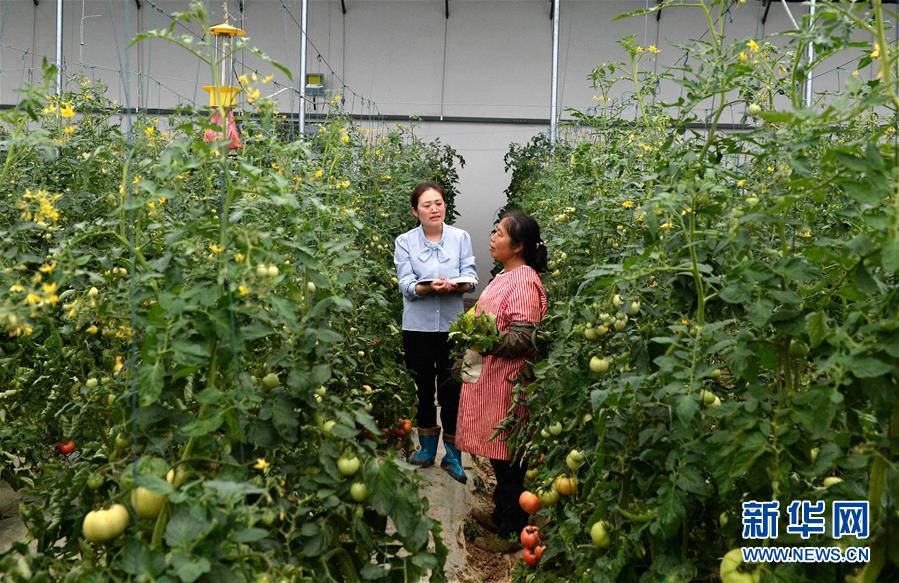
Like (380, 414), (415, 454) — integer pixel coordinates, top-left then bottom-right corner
(86, 475), (104, 490)
(747, 103), (762, 117)
(583, 327), (597, 341)
(337, 456), (361, 477)
(590, 521), (611, 548)
(565, 449), (586, 471)
(261, 373), (280, 389)
(82, 504), (129, 544)
(548, 422), (563, 436)
(699, 390), (717, 406)
(538, 487), (559, 507)
(349, 482), (368, 502)
(589, 356), (610, 374)
(85, 378), (99, 390)
(131, 487), (166, 519)
(720, 548), (760, 583)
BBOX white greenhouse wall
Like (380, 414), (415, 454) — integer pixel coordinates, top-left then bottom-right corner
(0, 0), (894, 289)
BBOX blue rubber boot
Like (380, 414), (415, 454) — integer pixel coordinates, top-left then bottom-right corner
(441, 435), (468, 484)
(409, 427), (440, 468)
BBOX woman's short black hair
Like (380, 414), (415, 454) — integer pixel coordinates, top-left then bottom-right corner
(410, 182), (445, 208)
(500, 209), (548, 273)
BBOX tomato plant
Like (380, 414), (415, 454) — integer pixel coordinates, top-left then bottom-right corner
(0, 5), (463, 580)
(502, 1), (898, 581)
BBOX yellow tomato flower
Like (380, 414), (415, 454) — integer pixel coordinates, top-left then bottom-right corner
(315, 169), (324, 178)
(254, 458), (270, 471)
(234, 252), (246, 263)
(263, 74), (274, 84)
(239, 74), (250, 85)
(739, 51), (748, 62)
(64, 126), (76, 135)
(39, 261), (57, 273)
(238, 285), (251, 297)
(647, 45), (660, 54)
(144, 126), (156, 138)
(59, 102), (75, 119)
(870, 44), (880, 59)
(635, 46), (644, 54)
(209, 243), (224, 254)
(622, 200), (635, 209)
(747, 39), (759, 53)
(25, 293), (42, 305)
(737, 179), (746, 188)
(86, 325), (99, 334)
(340, 133), (350, 143)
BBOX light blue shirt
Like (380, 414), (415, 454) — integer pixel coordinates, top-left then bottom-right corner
(394, 224), (478, 332)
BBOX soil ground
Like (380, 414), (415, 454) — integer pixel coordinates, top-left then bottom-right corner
(416, 433), (516, 582)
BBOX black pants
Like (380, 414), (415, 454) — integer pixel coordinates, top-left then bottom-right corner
(490, 458), (529, 537)
(402, 331), (460, 434)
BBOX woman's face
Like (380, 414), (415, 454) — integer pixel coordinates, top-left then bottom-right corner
(412, 189), (446, 229)
(489, 218), (523, 263)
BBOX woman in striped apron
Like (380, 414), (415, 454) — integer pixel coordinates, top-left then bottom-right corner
(456, 210), (548, 551)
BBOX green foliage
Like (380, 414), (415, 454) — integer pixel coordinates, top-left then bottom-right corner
(505, 1), (898, 581)
(0, 8), (460, 579)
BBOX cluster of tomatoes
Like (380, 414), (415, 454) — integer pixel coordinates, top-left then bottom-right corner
(519, 525), (546, 568)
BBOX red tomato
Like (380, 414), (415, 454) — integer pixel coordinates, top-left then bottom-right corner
(534, 545), (546, 559)
(520, 525), (542, 549)
(56, 440), (76, 455)
(522, 547), (540, 568)
(518, 491), (542, 514)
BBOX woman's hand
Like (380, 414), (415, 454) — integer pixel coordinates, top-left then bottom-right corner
(430, 278), (452, 294)
(415, 281), (434, 296)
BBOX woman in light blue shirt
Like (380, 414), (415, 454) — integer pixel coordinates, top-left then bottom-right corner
(394, 182), (477, 484)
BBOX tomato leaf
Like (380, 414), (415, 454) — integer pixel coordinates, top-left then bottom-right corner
(674, 395), (699, 425)
(805, 311), (830, 348)
(171, 553), (211, 583)
(165, 505), (213, 547)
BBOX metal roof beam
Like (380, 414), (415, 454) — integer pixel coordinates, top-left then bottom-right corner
(762, 0), (773, 24)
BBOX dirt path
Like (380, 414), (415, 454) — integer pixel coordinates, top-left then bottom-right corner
(0, 480), (27, 555)
(416, 436), (514, 582)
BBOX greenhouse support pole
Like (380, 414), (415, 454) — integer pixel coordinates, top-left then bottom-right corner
(805, 0), (815, 107)
(56, 0), (63, 95)
(550, 0), (560, 146)
(300, 0), (308, 135)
